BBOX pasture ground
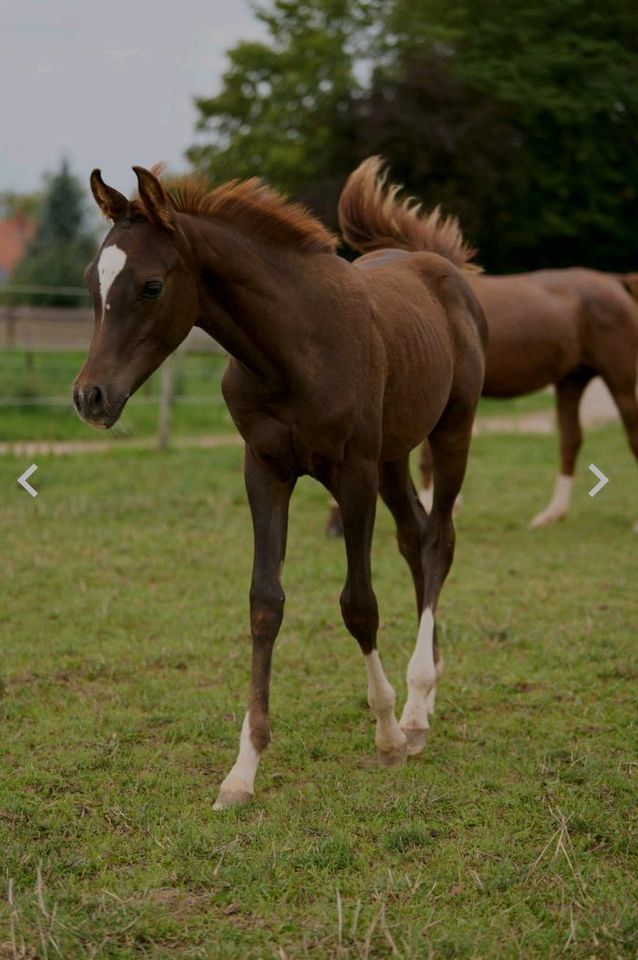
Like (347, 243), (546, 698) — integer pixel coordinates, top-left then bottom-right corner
(0, 424), (636, 959)
(0, 350), (553, 444)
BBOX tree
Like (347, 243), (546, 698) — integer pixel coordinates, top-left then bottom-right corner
(0, 191), (41, 220)
(187, 0), (386, 224)
(11, 159), (96, 304)
(374, 0), (638, 271)
(189, 0), (638, 272)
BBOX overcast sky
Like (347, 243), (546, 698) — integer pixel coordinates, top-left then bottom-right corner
(2, 0), (266, 196)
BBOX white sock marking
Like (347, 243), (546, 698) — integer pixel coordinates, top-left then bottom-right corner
(419, 482), (434, 513)
(530, 473), (573, 528)
(215, 712), (260, 805)
(364, 650), (405, 753)
(97, 244), (127, 324)
(400, 607), (436, 732)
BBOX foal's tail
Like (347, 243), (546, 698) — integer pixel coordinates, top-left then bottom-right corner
(338, 156), (481, 272)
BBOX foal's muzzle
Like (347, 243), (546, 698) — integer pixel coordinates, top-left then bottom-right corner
(72, 381), (126, 428)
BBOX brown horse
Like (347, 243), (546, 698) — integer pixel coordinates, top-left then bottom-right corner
(414, 270), (638, 530)
(73, 157), (486, 808)
(327, 260), (638, 536)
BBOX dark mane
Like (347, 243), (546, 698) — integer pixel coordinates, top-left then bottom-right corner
(131, 165), (337, 254)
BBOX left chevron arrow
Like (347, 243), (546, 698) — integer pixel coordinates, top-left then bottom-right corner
(17, 463), (39, 497)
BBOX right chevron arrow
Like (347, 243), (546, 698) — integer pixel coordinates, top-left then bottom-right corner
(588, 463), (609, 498)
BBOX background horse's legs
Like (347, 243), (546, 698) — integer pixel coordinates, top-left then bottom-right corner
(599, 366), (638, 532)
(418, 439), (434, 512)
(333, 456), (407, 767)
(530, 372), (592, 529)
(325, 498), (344, 537)
(214, 448), (295, 810)
(399, 412), (474, 755)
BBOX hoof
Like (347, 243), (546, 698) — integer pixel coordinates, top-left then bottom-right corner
(402, 727), (428, 756)
(213, 789), (253, 810)
(376, 741), (407, 768)
(529, 511), (565, 529)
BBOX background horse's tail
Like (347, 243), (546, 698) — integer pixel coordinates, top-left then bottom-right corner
(338, 156), (481, 272)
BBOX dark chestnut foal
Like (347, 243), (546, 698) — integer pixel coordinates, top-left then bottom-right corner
(73, 158), (485, 807)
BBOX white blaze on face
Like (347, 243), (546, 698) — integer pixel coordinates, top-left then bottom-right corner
(97, 244), (127, 324)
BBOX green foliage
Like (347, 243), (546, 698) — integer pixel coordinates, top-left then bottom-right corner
(187, 0), (385, 221)
(0, 190), (41, 220)
(189, 0), (638, 272)
(10, 159), (96, 305)
(375, 0), (638, 270)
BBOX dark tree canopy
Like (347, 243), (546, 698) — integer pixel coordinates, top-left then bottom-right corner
(189, 0), (638, 273)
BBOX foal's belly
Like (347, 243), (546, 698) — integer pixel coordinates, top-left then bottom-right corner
(381, 346), (454, 459)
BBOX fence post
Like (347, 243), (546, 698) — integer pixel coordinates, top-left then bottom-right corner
(158, 355), (173, 450)
(6, 304), (17, 350)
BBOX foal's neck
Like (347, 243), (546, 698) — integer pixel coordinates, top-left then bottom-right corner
(182, 214), (313, 379)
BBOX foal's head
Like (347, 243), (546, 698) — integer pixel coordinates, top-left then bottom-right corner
(73, 167), (197, 428)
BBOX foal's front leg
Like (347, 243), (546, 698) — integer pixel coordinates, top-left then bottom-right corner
(214, 448), (295, 810)
(334, 458), (407, 768)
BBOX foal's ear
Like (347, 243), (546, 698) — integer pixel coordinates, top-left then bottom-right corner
(132, 165), (174, 230)
(90, 169), (130, 222)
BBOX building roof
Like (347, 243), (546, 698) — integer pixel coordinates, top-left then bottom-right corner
(0, 213), (34, 279)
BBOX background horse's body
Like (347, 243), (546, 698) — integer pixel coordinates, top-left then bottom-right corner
(75, 158), (485, 807)
(418, 268), (638, 527)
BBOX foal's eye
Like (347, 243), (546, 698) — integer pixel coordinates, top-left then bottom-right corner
(141, 280), (163, 299)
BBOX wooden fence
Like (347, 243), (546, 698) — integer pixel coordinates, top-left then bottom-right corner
(0, 304), (221, 353)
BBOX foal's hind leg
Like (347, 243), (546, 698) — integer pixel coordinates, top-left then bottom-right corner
(333, 455), (407, 767)
(530, 372), (593, 528)
(379, 458), (436, 756)
(419, 438), (463, 517)
(214, 448), (295, 810)
(398, 415), (474, 754)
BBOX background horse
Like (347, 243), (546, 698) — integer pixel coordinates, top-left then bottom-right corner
(73, 157), (485, 808)
(328, 267), (638, 535)
(419, 270), (638, 529)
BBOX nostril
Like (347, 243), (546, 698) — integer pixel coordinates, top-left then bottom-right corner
(72, 384), (82, 410)
(87, 385), (102, 411)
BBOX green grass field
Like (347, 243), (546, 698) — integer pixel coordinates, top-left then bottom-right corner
(0, 350), (554, 444)
(1, 424), (636, 959)
(0, 351), (234, 442)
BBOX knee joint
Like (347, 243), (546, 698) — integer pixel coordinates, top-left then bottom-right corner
(250, 590), (285, 641)
(340, 588), (378, 642)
